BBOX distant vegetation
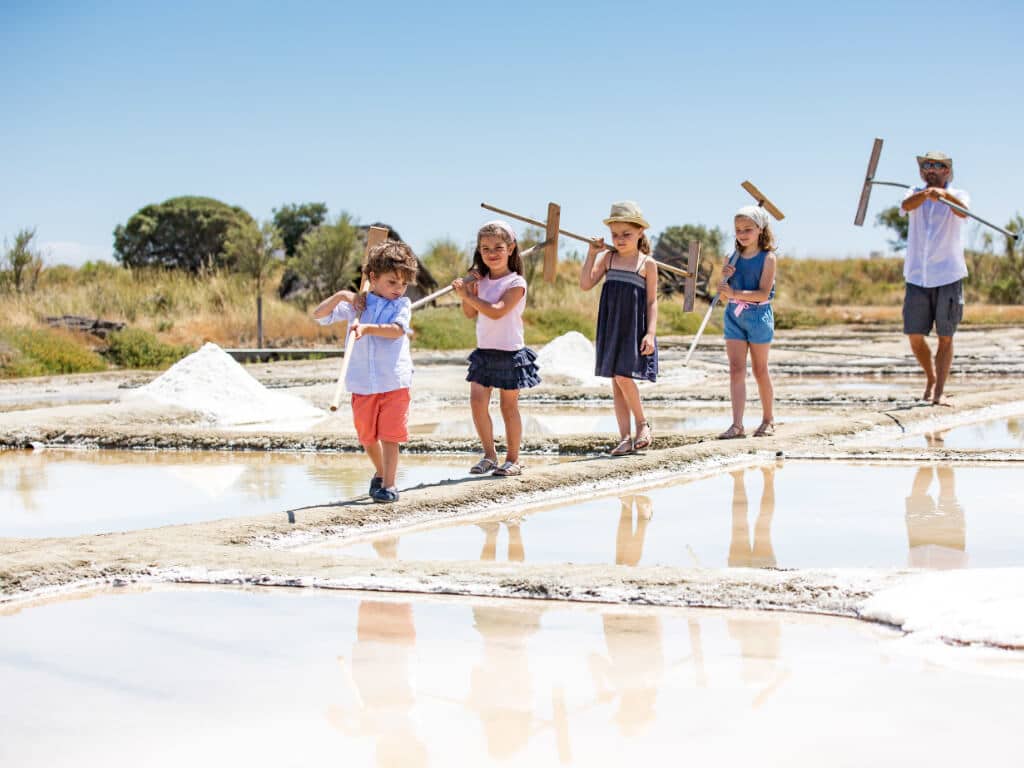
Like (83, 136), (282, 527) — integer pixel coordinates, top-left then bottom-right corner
(1, 197), (1022, 377)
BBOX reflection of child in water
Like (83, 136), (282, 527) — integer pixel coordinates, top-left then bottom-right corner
(905, 466), (967, 569)
(727, 466), (777, 569)
(616, 494), (653, 567)
(466, 605), (541, 759)
(589, 612), (664, 736)
(328, 600), (427, 768)
(477, 520), (525, 562)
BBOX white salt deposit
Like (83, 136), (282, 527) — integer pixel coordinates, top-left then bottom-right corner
(538, 331), (705, 388)
(861, 569), (1024, 650)
(125, 343), (324, 426)
(536, 332), (605, 388)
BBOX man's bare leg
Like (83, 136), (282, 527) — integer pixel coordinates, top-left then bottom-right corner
(908, 334), (936, 400)
(932, 336), (954, 405)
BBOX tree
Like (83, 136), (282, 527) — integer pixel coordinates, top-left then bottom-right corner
(875, 205), (909, 251)
(3, 228), (44, 292)
(291, 211), (363, 298)
(654, 224), (725, 300)
(421, 237), (469, 285)
(224, 220), (284, 347)
(113, 196), (255, 272)
(272, 202), (328, 258)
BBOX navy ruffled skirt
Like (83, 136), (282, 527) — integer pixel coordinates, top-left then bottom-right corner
(466, 348), (541, 390)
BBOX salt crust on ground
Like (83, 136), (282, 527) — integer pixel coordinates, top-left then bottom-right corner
(125, 343), (323, 426)
(861, 569), (1024, 649)
(537, 331), (705, 388)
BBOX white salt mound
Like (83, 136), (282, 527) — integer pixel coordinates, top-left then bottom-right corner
(538, 331), (705, 388)
(537, 332), (604, 387)
(126, 342), (324, 426)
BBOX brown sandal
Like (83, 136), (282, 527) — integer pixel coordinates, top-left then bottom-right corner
(717, 424), (745, 440)
(610, 436), (634, 456)
(634, 421), (653, 450)
(753, 421), (775, 437)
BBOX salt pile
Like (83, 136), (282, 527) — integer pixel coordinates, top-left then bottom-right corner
(538, 331), (705, 388)
(126, 342), (324, 426)
(537, 331), (605, 387)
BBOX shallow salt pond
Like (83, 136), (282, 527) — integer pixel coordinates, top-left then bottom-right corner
(0, 449), (562, 538)
(1, 587), (1020, 767)
(894, 415), (1024, 450)
(322, 461), (1024, 569)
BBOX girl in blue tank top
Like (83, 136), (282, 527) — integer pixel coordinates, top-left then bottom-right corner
(716, 206), (778, 440)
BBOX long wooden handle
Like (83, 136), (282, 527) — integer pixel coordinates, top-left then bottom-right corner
(682, 251), (740, 366)
(329, 327), (358, 411)
(328, 226), (389, 411)
(481, 202), (695, 278)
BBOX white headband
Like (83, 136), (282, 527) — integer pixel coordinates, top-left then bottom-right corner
(480, 219), (517, 243)
(735, 205), (770, 230)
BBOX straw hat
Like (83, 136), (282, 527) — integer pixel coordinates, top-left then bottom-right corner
(603, 201), (649, 229)
(916, 151), (953, 171)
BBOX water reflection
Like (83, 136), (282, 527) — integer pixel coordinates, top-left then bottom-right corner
(467, 605), (542, 759)
(615, 495), (653, 566)
(727, 467), (777, 569)
(328, 601), (427, 768)
(328, 461), (1017, 570)
(2, 589), (1018, 767)
(1, 449), (543, 538)
(905, 466), (967, 569)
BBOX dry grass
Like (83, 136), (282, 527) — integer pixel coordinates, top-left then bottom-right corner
(2, 257), (1023, 377)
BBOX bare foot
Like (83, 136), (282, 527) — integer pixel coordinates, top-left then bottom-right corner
(922, 380), (935, 401)
(932, 395), (953, 407)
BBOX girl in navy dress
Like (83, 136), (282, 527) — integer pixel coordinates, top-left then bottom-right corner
(452, 221), (540, 476)
(579, 201), (658, 456)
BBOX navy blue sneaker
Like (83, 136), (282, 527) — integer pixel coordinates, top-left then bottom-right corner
(369, 476), (383, 496)
(372, 487), (399, 503)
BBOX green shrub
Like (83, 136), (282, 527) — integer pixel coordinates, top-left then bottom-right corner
(774, 306), (825, 329)
(104, 328), (192, 368)
(659, 301), (717, 335)
(410, 307), (476, 350)
(0, 326), (107, 378)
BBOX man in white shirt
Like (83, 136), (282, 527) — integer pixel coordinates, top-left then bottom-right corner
(900, 151), (970, 405)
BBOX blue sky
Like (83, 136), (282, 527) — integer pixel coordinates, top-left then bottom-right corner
(2, 0), (1022, 266)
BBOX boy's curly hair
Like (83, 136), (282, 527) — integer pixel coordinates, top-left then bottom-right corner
(364, 240), (419, 284)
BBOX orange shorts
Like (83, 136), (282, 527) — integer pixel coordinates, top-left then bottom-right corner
(351, 388), (410, 445)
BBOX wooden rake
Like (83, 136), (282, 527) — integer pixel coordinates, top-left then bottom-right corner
(481, 201), (703, 311)
(854, 137), (1018, 241)
(682, 181), (786, 366)
(329, 225), (390, 412)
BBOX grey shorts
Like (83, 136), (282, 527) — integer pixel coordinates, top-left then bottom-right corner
(903, 280), (964, 337)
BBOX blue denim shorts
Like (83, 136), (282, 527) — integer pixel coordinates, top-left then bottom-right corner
(723, 302), (774, 344)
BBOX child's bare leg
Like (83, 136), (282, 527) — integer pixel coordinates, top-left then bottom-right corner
(381, 440), (400, 488)
(752, 466), (777, 567)
(613, 375), (645, 432)
(727, 469), (751, 567)
(363, 440), (384, 480)
(932, 336), (954, 404)
(498, 388), (522, 464)
(507, 522), (525, 562)
(610, 378), (631, 438)
(725, 340), (749, 428)
(749, 343), (774, 424)
(470, 383), (498, 460)
(908, 334), (936, 400)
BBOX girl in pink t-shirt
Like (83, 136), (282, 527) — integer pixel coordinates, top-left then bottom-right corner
(451, 220), (540, 476)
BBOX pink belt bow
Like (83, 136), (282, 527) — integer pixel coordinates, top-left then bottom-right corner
(729, 299), (767, 317)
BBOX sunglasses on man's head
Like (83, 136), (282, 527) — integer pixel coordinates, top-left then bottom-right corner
(920, 161), (949, 170)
